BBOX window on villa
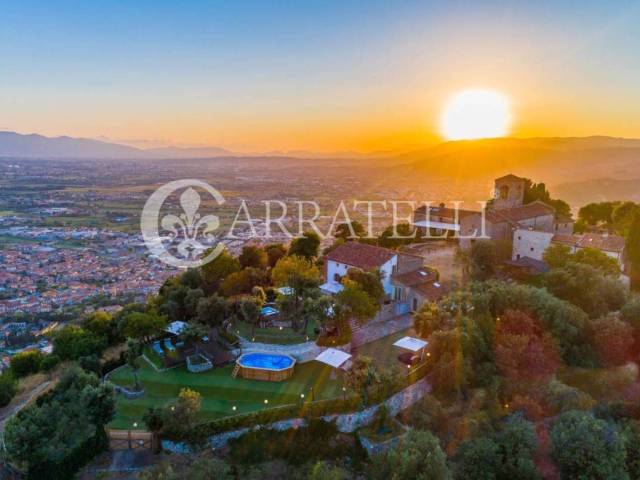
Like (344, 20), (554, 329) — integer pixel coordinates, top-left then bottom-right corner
(333, 273), (341, 282)
(394, 287), (403, 301)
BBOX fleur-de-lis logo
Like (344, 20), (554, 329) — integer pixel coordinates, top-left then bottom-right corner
(160, 187), (220, 259)
(141, 179), (226, 268)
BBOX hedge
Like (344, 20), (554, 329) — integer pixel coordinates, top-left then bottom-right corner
(190, 362), (430, 438)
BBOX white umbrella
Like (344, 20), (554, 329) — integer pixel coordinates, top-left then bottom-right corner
(315, 348), (352, 369)
(393, 336), (428, 362)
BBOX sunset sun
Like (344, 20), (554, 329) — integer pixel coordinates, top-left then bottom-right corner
(440, 89), (512, 140)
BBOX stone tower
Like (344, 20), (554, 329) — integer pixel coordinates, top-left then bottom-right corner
(493, 174), (525, 209)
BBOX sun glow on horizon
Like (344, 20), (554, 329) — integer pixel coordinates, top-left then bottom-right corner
(440, 89), (512, 140)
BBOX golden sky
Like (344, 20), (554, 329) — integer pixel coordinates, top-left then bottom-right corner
(2, 2), (640, 153)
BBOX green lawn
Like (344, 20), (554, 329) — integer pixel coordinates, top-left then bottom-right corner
(357, 328), (414, 370)
(109, 359), (344, 429)
(110, 329), (418, 430)
(230, 318), (319, 345)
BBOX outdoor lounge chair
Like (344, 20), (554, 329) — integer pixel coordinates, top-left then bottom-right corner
(152, 341), (164, 356)
(164, 338), (175, 351)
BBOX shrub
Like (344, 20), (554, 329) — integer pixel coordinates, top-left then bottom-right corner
(368, 430), (450, 480)
(79, 355), (102, 375)
(10, 349), (43, 378)
(590, 315), (634, 367)
(316, 322), (352, 347)
(0, 371), (17, 407)
(544, 379), (596, 415)
(40, 354), (60, 372)
(53, 325), (107, 361)
(454, 415), (540, 480)
(551, 411), (628, 480)
(471, 281), (594, 366)
(228, 419), (352, 466)
(4, 368), (114, 479)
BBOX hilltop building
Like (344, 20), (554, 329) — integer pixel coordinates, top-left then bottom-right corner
(412, 174), (573, 248)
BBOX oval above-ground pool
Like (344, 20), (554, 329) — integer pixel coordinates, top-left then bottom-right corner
(235, 352), (296, 381)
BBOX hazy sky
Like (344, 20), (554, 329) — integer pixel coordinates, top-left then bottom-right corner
(2, 1), (640, 152)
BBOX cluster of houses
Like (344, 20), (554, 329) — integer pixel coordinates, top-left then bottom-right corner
(413, 174), (627, 274)
(317, 174), (628, 316)
(0, 229), (177, 317)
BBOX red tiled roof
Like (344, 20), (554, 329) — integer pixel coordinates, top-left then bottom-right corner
(551, 234), (579, 246)
(577, 233), (625, 253)
(552, 232), (625, 253)
(325, 242), (396, 270)
(413, 281), (449, 301)
(486, 201), (555, 224)
(414, 205), (480, 220)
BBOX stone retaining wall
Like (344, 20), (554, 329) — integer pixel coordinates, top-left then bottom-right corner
(114, 385), (145, 399)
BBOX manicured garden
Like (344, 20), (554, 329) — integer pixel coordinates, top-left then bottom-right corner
(229, 318), (319, 345)
(109, 358), (344, 429)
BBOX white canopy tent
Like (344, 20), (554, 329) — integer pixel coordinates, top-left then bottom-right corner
(393, 336), (428, 364)
(393, 336), (428, 352)
(165, 320), (188, 336)
(315, 348), (352, 369)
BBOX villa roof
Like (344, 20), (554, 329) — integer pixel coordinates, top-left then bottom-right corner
(552, 232), (625, 253)
(577, 233), (625, 253)
(391, 267), (438, 287)
(411, 281), (449, 300)
(325, 242), (396, 270)
(551, 233), (578, 246)
(505, 256), (550, 274)
(495, 174), (525, 182)
(413, 205), (480, 220)
(486, 201), (555, 224)
(555, 213), (574, 223)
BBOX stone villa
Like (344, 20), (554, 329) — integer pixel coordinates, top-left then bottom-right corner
(321, 241), (447, 314)
(412, 174), (574, 248)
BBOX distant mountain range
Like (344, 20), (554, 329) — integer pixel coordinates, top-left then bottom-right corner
(1, 131), (639, 187)
(391, 136), (640, 182)
(0, 131), (234, 159)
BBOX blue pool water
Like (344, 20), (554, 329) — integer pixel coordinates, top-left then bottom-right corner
(238, 353), (294, 370)
(261, 306), (279, 316)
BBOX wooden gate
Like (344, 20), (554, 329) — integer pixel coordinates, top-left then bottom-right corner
(107, 429), (155, 451)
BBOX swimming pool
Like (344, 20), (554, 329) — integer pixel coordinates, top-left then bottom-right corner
(261, 306), (279, 316)
(235, 352), (296, 381)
